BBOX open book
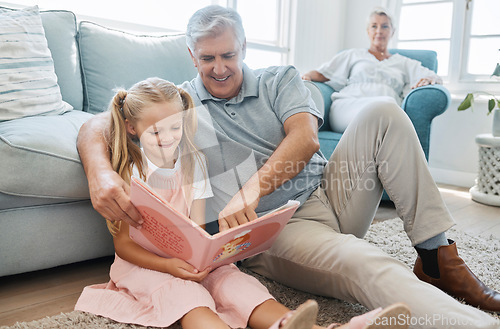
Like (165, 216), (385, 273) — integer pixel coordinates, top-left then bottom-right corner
(129, 176), (300, 270)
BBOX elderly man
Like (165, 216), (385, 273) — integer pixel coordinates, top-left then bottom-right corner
(77, 5), (500, 329)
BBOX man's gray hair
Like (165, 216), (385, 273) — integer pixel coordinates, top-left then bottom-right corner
(186, 5), (245, 52)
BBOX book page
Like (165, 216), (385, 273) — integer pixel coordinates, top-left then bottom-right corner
(130, 177), (299, 270)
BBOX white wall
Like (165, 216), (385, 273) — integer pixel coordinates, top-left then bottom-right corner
(293, 0), (493, 188)
(343, 0), (386, 49)
(291, 0), (346, 74)
(429, 97), (494, 187)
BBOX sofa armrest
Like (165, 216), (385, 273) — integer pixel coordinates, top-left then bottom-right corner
(310, 81), (450, 164)
(311, 82), (335, 131)
(401, 84), (450, 160)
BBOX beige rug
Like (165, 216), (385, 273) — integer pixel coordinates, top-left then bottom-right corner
(2, 218), (499, 329)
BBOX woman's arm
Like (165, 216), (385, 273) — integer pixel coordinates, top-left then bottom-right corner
(113, 223), (210, 281)
(404, 56), (443, 89)
(301, 70), (329, 82)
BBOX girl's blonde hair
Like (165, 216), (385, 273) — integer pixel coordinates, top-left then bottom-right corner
(106, 77), (203, 235)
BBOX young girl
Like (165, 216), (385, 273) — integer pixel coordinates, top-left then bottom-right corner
(75, 77), (410, 329)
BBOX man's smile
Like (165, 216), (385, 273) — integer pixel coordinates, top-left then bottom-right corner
(213, 75), (230, 82)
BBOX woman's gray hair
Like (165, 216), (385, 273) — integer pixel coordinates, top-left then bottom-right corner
(367, 7), (395, 29)
(186, 5), (245, 52)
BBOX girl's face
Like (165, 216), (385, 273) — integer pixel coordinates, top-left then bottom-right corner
(128, 101), (184, 168)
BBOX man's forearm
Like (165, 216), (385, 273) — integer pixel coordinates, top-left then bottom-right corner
(77, 112), (113, 177)
(77, 111), (142, 224)
(255, 112), (320, 197)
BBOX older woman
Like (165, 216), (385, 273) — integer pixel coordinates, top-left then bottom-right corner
(302, 8), (442, 133)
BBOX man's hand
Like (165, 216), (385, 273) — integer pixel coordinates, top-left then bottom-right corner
(218, 174), (260, 232)
(164, 258), (211, 282)
(77, 112), (143, 228)
(89, 169), (143, 228)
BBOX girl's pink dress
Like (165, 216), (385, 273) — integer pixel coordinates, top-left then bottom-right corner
(75, 160), (274, 328)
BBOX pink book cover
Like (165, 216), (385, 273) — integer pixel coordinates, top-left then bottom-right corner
(129, 176), (300, 271)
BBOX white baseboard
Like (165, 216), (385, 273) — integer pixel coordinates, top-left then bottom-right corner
(429, 167), (477, 188)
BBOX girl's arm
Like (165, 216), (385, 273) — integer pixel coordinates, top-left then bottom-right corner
(189, 199), (207, 229)
(113, 223), (210, 281)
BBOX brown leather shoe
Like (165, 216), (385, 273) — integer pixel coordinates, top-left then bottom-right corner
(414, 239), (500, 312)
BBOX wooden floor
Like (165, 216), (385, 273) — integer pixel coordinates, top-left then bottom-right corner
(1, 185), (499, 327)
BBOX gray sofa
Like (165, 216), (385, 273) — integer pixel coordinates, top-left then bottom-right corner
(0, 9), (200, 277)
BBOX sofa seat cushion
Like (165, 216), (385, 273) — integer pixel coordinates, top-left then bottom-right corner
(0, 111), (93, 201)
(0, 191), (82, 211)
(78, 22), (198, 114)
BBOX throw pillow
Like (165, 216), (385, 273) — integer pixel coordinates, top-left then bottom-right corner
(78, 21), (197, 114)
(0, 5), (71, 122)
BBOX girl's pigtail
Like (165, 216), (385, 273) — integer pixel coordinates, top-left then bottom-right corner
(107, 90), (146, 235)
(106, 91), (130, 235)
(109, 91), (130, 181)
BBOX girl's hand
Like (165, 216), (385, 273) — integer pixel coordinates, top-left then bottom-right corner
(164, 258), (211, 282)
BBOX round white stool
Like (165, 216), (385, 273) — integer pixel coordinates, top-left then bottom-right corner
(470, 133), (500, 206)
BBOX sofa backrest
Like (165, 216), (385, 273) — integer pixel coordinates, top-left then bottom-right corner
(41, 10), (84, 111)
(389, 49), (438, 73)
(78, 22), (198, 114)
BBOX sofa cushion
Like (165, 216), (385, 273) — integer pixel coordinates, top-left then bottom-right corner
(0, 6), (72, 121)
(40, 9), (84, 111)
(0, 110), (93, 200)
(78, 21), (198, 114)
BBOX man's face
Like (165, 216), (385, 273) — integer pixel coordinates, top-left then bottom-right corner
(189, 28), (245, 100)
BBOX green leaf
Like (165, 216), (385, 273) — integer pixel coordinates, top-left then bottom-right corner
(492, 63), (500, 77)
(458, 93), (474, 111)
(488, 99), (495, 114)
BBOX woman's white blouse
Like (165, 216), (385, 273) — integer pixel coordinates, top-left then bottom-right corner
(316, 48), (441, 105)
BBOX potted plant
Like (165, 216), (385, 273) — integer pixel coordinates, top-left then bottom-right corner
(458, 61), (500, 137)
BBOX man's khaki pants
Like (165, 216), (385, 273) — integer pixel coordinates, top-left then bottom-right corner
(243, 100), (499, 329)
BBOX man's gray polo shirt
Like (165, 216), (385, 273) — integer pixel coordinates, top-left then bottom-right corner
(180, 64), (327, 223)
